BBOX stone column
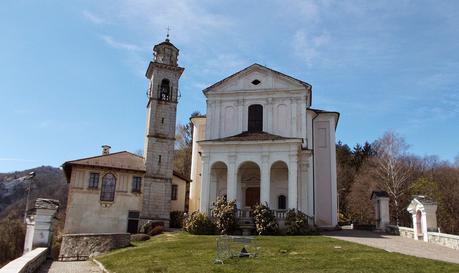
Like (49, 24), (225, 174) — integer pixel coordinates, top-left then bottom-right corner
(266, 98), (273, 132)
(260, 154), (270, 206)
(412, 214), (419, 240)
(288, 154), (298, 209)
(23, 199), (59, 254)
(199, 155), (211, 213)
(226, 155), (237, 202)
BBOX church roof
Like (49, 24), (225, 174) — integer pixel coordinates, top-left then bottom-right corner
(153, 38), (178, 51)
(199, 131), (303, 143)
(62, 151), (190, 182)
(202, 63), (311, 94)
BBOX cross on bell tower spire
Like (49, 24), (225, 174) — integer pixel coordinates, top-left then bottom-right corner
(166, 26), (171, 41)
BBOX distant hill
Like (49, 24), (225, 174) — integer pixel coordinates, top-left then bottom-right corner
(0, 166), (68, 266)
(0, 166), (68, 220)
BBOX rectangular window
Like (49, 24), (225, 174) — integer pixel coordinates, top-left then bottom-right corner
(88, 172), (99, 189)
(171, 184), (178, 200)
(132, 176), (142, 193)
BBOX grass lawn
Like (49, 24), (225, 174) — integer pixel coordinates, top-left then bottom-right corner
(97, 232), (459, 273)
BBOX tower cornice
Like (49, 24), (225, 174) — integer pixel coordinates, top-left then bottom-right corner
(145, 61), (184, 79)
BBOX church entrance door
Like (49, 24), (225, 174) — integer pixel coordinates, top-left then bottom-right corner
(245, 187), (260, 207)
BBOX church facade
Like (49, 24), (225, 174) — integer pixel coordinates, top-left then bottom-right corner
(189, 64), (339, 227)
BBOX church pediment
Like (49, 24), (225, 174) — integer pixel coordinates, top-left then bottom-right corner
(203, 64), (311, 94)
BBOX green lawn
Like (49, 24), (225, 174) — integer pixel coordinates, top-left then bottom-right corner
(97, 232), (459, 273)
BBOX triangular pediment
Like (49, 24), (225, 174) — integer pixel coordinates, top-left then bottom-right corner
(203, 64), (311, 94)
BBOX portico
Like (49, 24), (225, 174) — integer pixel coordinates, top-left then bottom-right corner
(198, 136), (304, 213)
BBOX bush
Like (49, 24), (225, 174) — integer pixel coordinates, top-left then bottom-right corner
(251, 203), (279, 235)
(183, 211), (215, 235)
(131, 234), (151, 241)
(211, 197), (238, 235)
(149, 226), (164, 236)
(170, 211), (185, 228)
(139, 221), (164, 235)
(285, 209), (311, 235)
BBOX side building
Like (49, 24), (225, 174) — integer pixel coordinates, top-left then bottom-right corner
(62, 147), (190, 234)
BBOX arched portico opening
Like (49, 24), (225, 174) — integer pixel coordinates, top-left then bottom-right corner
(210, 161), (227, 204)
(237, 161), (260, 208)
(270, 161), (288, 209)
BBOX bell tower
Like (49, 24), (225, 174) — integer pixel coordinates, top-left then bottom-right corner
(141, 37), (184, 226)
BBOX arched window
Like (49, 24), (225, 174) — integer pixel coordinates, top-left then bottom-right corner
(278, 195), (286, 210)
(248, 104), (263, 132)
(100, 173), (116, 202)
(159, 79), (170, 101)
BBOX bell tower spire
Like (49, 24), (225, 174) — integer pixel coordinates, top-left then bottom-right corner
(141, 37), (184, 226)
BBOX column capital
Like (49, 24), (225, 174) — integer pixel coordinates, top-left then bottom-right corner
(289, 153), (298, 162)
(261, 153), (270, 163)
(228, 154), (237, 164)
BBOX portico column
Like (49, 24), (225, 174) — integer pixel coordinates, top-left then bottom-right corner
(227, 155), (237, 202)
(412, 213), (419, 240)
(260, 154), (270, 206)
(199, 155), (211, 214)
(288, 154), (298, 209)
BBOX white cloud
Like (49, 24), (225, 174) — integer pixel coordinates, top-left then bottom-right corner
(82, 10), (106, 24)
(100, 35), (142, 52)
(0, 158), (37, 162)
(293, 30), (330, 65)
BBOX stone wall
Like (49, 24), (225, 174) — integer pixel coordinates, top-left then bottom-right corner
(398, 226), (415, 239)
(427, 232), (459, 250)
(59, 233), (130, 261)
(0, 247), (47, 273)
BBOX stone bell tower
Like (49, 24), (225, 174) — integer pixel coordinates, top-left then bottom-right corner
(141, 37), (184, 226)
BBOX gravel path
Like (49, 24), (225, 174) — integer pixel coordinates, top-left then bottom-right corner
(324, 229), (459, 264)
(38, 260), (103, 273)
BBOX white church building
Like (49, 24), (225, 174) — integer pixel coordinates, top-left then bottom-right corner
(188, 64), (340, 227)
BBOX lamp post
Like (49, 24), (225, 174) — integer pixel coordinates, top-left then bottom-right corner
(23, 171), (36, 224)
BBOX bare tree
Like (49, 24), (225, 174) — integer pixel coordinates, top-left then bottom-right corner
(373, 131), (418, 225)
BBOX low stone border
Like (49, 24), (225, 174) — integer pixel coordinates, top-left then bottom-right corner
(59, 233), (130, 261)
(0, 247), (47, 273)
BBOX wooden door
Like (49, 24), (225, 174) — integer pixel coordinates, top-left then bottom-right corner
(245, 187), (260, 207)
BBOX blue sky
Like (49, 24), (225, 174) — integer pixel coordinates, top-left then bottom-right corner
(1, 0), (458, 172)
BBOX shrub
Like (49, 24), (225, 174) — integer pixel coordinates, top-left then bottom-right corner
(149, 226), (164, 236)
(251, 203), (279, 235)
(131, 234), (151, 241)
(139, 221), (164, 235)
(285, 209), (311, 235)
(183, 211), (215, 235)
(170, 211), (185, 228)
(211, 196), (238, 235)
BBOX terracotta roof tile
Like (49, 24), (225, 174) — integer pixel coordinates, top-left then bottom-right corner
(202, 131), (302, 142)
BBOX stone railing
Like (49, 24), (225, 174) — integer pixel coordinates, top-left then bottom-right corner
(59, 233), (130, 261)
(427, 232), (459, 250)
(397, 226), (415, 239)
(0, 247), (47, 273)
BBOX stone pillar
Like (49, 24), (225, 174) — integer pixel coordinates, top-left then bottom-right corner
(260, 154), (270, 206)
(23, 198), (59, 254)
(288, 154), (298, 209)
(371, 192), (390, 230)
(226, 155), (237, 202)
(23, 215), (35, 254)
(412, 214), (419, 240)
(199, 155), (211, 213)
